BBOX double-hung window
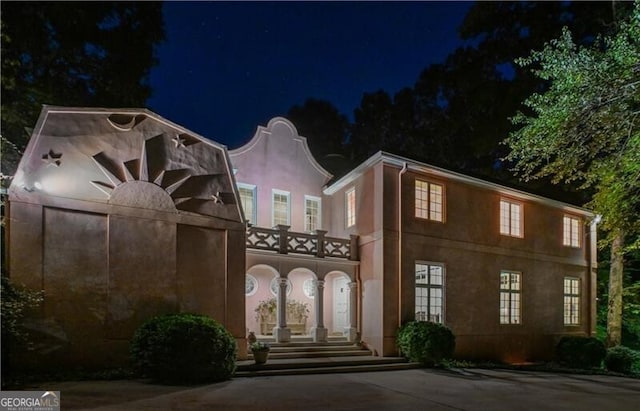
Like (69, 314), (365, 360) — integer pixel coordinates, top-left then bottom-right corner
(237, 183), (256, 224)
(415, 179), (444, 222)
(564, 277), (580, 325)
(305, 195), (321, 232)
(346, 188), (356, 227)
(272, 189), (290, 227)
(415, 262), (444, 323)
(563, 215), (581, 248)
(500, 199), (523, 237)
(500, 271), (521, 324)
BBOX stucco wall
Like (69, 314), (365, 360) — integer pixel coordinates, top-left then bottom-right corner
(7, 107), (247, 369)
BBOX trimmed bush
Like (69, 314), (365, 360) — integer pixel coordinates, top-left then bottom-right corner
(397, 321), (455, 366)
(130, 313), (237, 384)
(555, 336), (606, 369)
(604, 346), (639, 374)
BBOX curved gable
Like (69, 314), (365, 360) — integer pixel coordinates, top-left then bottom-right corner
(9, 106), (243, 222)
(230, 117), (332, 184)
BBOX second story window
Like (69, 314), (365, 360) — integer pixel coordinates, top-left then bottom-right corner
(305, 195), (321, 232)
(500, 199), (523, 237)
(563, 215), (581, 247)
(415, 179), (444, 222)
(237, 183), (256, 225)
(272, 189), (290, 227)
(346, 188), (356, 227)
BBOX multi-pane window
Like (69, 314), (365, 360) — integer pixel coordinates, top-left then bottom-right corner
(346, 188), (356, 227)
(564, 277), (580, 325)
(563, 215), (581, 248)
(415, 262), (444, 323)
(500, 271), (521, 324)
(500, 199), (523, 237)
(272, 190), (290, 226)
(305, 196), (321, 232)
(237, 183), (256, 224)
(415, 180), (444, 222)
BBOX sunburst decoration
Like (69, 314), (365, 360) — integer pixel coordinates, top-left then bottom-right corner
(42, 149), (63, 167)
(90, 133), (231, 214)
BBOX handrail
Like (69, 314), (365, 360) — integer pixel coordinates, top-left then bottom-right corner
(246, 225), (358, 261)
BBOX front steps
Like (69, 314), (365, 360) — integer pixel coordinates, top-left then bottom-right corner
(236, 339), (419, 377)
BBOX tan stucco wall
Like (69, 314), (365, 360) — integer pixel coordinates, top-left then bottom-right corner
(7, 107), (247, 369)
(230, 118), (331, 232)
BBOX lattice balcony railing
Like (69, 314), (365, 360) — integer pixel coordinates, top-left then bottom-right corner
(246, 225), (358, 261)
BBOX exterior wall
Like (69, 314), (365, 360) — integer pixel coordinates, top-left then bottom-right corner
(229, 118), (331, 233)
(392, 166), (594, 361)
(7, 107), (247, 369)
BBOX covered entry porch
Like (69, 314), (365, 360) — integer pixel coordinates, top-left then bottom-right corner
(245, 225), (359, 343)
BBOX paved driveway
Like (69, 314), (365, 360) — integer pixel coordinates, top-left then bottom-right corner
(26, 368), (640, 410)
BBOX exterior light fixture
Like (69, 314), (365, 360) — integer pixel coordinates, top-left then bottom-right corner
(34, 181), (43, 190)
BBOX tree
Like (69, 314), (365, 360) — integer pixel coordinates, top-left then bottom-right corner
(504, 2), (640, 347)
(1, 2), (165, 176)
(286, 98), (350, 175)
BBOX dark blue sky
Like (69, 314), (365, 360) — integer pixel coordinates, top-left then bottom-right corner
(147, 1), (474, 149)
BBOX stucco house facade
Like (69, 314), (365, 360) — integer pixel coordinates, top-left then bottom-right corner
(5, 108), (597, 368)
(6, 107), (247, 368)
(232, 117), (598, 362)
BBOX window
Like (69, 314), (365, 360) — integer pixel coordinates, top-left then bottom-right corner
(237, 183), (256, 224)
(564, 277), (580, 325)
(346, 188), (356, 227)
(305, 196), (321, 232)
(415, 262), (444, 323)
(245, 274), (258, 296)
(303, 279), (315, 298)
(415, 180), (444, 222)
(500, 271), (521, 324)
(500, 199), (523, 237)
(272, 189), (290, 227)
(563, 215), (581, 248)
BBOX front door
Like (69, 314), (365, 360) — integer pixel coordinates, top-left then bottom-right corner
(333, 276), (349, 333)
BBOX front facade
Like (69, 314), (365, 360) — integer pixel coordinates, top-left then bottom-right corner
(5, 110), (597, 368)
(233, 117), (597, 362)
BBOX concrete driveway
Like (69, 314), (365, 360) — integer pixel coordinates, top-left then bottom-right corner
(26, 368), (640, 410)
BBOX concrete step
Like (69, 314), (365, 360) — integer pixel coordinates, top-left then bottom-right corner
(269, 344), (366, 353)
(235, 356), (420, 377)
(260, 350), (372, 360)
(267, 341), (355, 348)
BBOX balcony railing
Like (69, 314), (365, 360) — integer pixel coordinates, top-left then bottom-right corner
(246, 225), (358, 261)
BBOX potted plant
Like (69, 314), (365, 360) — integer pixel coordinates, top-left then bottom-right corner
(250, 341), (270, 364)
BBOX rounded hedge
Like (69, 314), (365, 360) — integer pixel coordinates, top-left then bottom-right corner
(130, 313), (237, 383)
(397, 321), (455, 366)
(604, 346), (639, 374)
(555, 336), (606, 369)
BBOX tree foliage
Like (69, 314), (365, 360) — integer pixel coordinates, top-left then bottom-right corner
(505, 1), (640, 346)
(1, 2), (165, 174)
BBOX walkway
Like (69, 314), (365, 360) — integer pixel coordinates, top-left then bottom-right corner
(24, 368), (640, 410)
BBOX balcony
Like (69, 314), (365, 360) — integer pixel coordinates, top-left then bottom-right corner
(246, 225), (358, 261)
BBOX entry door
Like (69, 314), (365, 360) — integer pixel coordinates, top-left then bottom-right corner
(333, 276), (349, 332)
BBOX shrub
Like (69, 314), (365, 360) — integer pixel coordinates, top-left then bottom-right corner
(604, 346), (639, 374)
(555, 336), (606, 369)
(130, 313), (237, 384)
(397, 321), (455, 366)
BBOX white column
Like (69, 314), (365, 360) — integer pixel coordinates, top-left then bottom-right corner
(311, 279), (328, 342)
(273, 277), (291, 342)
(345, 281), (358, 342)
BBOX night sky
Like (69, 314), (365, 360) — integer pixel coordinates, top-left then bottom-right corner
(147, 1), (474, 149)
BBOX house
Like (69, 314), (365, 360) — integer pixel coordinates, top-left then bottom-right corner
(5, 108), (597, 369)
(232, 116), (597, 362)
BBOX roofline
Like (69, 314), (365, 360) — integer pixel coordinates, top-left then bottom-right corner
(13, 106), (246, 222)
(229, 117), (333, 181)
(323, 151), (594, 217)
